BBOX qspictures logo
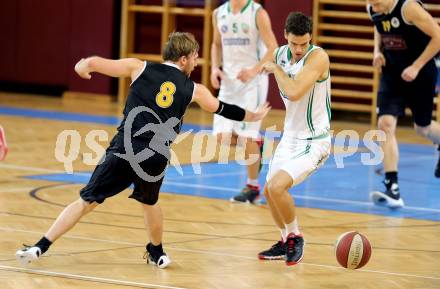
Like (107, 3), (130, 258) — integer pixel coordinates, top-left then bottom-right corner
(55, 106), (386, 181)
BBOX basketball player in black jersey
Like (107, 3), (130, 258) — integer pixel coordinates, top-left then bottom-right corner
(15, 32), (270, 269)
(367, 0), (440, 208)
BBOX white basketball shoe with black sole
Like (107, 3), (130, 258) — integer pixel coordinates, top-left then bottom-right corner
(16, 246), (42, 266)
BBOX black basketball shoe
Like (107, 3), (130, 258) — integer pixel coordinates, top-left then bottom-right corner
(258, 240), (286, 260)
(144, 243), (171, 269)
(285, 233), (304, 266)
(230, 185), (261, 204)
(370, 181), (404, 208)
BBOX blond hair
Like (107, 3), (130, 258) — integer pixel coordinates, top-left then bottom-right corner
(163, 32), (199, 61)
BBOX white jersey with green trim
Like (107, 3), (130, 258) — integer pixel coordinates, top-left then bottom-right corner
(216, 0), (265, 79)
(275, 44), (331, 140)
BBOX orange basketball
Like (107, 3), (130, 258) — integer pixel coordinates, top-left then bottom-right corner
(335, 231), (371, 269)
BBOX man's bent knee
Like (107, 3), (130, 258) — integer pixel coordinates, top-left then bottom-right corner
(130, 193), (159, 205)
(414, 124), (431, 138)
(378, 116), (397, 134)
(267, 180), (289, 198)
(77, 198), (98, 212)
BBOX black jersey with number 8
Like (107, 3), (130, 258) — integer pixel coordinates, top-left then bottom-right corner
(117, 62), (195, 144)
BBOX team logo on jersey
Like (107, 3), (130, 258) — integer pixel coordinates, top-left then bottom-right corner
(381, 34), (407, 50)
(391, 17), (400, 28)
(241, 23), (249, 34)
(221, 25), (228, 33)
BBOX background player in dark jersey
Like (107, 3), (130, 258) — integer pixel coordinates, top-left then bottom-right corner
(367, 0), (440, 208)
(15, 32), (270, 269)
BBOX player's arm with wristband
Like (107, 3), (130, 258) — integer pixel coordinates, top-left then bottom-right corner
(191, 84), (271, 122)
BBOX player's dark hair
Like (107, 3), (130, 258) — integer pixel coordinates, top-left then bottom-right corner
(163, 32), (200, 61)
(285, 12), (312, 35)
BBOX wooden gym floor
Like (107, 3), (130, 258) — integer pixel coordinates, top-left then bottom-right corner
(0, 92), (439, 289)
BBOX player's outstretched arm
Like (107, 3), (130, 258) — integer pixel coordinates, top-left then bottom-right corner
(192, 84), (271, 122)
(263, 49), (329, 101)
(74, 56), (144, 81)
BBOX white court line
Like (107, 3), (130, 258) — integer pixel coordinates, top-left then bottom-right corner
(164, 181), (238, 192)
(164, 155), (435, 182)
(0, 187), (35, 193)
(0, 154), (434, 177)
(0, 163), (90, 176)
(0, 163), (66, 174)
(291, 262), (440, 281)
(0, 184), (79, 194)
(1, 162), (439, 214)
(0, 227), (253, 260)
(0, 227), (141, 246)
(285, 195), (440, 214)
(167, 155), (435, 179)
(163, 181), (440, 213)
(167, 170), (246, 180)
(1, 226), (439, 281)
(0, 265), (187, 289)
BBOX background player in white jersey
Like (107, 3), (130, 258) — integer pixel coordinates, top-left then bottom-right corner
(211, 0), (278, 203)
(258, 12), (331, 265)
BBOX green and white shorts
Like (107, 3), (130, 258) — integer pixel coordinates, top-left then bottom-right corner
(266, 136), (331, 186)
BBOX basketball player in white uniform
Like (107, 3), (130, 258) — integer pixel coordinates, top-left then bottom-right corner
(211, 0), (278, 203)
(258, 12), (331, 266)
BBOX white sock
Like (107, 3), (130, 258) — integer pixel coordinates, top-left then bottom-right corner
(279, 228), (288, 243)
(247, 178), (259, 187)
(285, 218), (301, 236)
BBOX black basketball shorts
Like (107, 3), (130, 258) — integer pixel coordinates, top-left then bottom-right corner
(80, 135), (168, 205)
(377, 62), (437, 127)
